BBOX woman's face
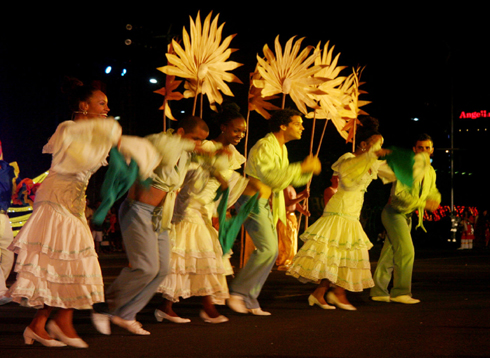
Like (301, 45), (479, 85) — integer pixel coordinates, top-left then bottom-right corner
(221, 118), (247, 146)
(80, 90), (110, 119)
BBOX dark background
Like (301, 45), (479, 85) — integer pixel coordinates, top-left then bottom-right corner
(1, 5), (488, 218)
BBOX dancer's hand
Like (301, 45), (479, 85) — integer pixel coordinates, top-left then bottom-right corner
(375, 148), (392, 158)
(425, 199), (439, 212)
(214, 172), (229, 191)
(301, 155), (321, 175)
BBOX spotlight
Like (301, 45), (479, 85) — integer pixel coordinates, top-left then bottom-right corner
(105, 66), (112, 74)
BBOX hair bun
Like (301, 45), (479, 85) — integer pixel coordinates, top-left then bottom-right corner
(358, 115), (379, 132)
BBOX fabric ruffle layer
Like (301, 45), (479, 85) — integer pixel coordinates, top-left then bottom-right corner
(12, 250), (102, 284)
(8, 202), (103, 308)
(9, 202), (97, 260)
(8, 271), (104, 309)
(299, 214), (373, 251)
(288, 214), (374, 292)
(288, 259), (374, 292)
(157, 220), (229, 302)
(157, 272), (229, 304)
(288, 239), (374, 292)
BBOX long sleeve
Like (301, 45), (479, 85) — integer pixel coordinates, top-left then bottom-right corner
(245, 133), (312, 225)
(245, 133), (311, 192)
(118, 135), (161, 180)
(389, 165), (440, 231)
(145, 130), (195, 168)
(44, 119), (122, 174)
(334, 151), (378, 190)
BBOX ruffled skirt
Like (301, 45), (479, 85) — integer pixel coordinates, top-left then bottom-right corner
(8, 201), (104, 309)
(157, 219), (230, 304)
(287, 213), (374, 292)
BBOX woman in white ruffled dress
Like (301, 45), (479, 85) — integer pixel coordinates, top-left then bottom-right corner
(288, 118), (393, 311)
(155, 108), (247, 324)
(8, 80), (156, 347)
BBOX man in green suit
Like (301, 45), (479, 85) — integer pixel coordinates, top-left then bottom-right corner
(370, 133), (440, 304)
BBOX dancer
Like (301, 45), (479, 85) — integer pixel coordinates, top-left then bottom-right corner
(93, 116), (211, 335)
(156, 106), (248, 324)
(370, 133), (440, 304)
(288, 116), (392, 311)
(7, 79), (129, 347)
(227, 108), (321, 315)
(0, 142), (15, 305)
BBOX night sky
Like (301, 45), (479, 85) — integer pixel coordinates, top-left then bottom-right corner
(1, 6), (488, 207)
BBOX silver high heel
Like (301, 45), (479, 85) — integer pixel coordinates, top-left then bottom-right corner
(46, 320), (88, 348)
(308, 295), (336, 310)
(23, 327), (67, 347)
(154, 309), (191, 323)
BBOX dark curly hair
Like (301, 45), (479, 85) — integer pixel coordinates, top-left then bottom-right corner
(61, 76), (104, 112)
(268, 108), (302, 133)
(213, 102), (244, 127)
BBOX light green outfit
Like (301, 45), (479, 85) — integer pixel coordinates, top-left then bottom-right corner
(231, 133), (312, 309)
(371, 164), (440, 298)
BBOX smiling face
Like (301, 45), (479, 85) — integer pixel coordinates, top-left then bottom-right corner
(221, 117), (247, 146)
(282, 115), (304, 142)
(79, 90), (110, 119)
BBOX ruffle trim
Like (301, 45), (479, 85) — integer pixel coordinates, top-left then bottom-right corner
(287, 262), (374, 292)
(288, 231), (374, 291)
(13, 250), (103, 284)
(170, 220), (224, 261)
(300, 214), (373, 251)
(8, 272), (104, 309)
(157, 272), (229, 303)
(169, 255), (228, 275)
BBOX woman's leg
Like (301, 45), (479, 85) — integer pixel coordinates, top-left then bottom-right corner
(53, 308), (79, 338)
(202, 296), (220, 318)
(157, 298), (177, 317)
(333, 286), (351, 305)
(28, 306), (53, 340)
(312, 280), (330, 305)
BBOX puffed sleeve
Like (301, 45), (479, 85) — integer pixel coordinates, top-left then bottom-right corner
(118, 135), (161, 180)
(145, 131), (195, 167)
(44, 119), (121, 174)
(334, 151), (378, 190)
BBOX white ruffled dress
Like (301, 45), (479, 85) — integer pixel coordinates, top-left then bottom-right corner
(157, 142), (247, 303)
(8, 119), (122, 309)
(288, 149), (393, 292)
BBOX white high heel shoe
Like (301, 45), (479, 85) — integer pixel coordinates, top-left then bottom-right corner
(23, 327), (67, 347)
(199, 310), (229, 324)
(154, 309), (191, 323)
(46, 320), (88, 348)
(326, 292), (357, 311)
(308, 295), (336, 310)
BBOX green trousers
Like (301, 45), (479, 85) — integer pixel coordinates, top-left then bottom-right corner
(371, 205), (415, 298)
